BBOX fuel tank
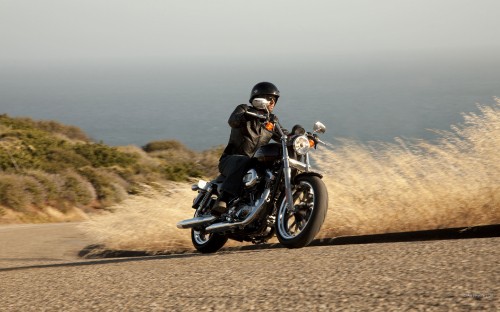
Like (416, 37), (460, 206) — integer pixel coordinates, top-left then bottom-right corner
(254, 143), (282, 163)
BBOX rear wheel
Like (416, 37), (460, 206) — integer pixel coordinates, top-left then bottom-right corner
(276, 175), (328, 248)
(190, 208), (228, 253)
(191, 228), (228, 253)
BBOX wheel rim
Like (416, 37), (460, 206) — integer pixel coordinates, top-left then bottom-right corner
(277, 181), (315, 240)
(193, 229), (212, 245)
(192, 209), (212, 245)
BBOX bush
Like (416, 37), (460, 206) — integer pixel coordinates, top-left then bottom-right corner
(0, 173), (46, 211)
(59, 171), (96, 206)
(0, 114), (89, 141)
(0, 174), (32, 211)
(25, 170), (62, 202)
(0, 114), (225, 215)
(143, 140), (187, 153)
(73, 143), (138, 168)
(23, 176), (46, 205)
(0, 129), (72, 171)
(34, 120), (90, 141)
(163, 162), (204, 182)
(43, 148), (91, 172)
(78, 166), (128, 206)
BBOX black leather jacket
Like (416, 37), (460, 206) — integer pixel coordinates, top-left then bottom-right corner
(222, 104), (280, 158)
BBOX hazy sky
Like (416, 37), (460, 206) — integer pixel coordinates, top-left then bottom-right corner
(1, 0), (500, 65)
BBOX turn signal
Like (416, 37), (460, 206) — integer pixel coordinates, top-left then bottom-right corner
(264, 122), (274, 131)
(309, 139), (316, 148)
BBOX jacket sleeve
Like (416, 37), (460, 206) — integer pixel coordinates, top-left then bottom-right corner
(228, 104), (249, 128)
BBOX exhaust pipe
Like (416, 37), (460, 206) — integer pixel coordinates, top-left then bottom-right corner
(205, 189), (271, 233)
(177, 215), (217, 229)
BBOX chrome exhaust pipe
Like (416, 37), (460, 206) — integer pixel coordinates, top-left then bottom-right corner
(205, 188), (271, 233)
(176, 215), (217, 229)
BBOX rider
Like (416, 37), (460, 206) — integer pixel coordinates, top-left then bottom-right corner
(213, 81), (282, 215)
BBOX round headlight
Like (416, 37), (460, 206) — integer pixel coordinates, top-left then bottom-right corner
(293, 135), (311, 155)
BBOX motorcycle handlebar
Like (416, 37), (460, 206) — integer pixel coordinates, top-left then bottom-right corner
(245, 110), (268, 121)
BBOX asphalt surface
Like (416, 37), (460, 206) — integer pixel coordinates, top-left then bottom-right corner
(0, 223), (498, 311)
(0, 223), (93, 269)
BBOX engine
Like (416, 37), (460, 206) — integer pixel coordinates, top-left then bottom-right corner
(242, 169), (259, 188)
(234, 169), (264, 219)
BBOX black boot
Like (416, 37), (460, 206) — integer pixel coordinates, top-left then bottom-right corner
(211, 199), (227, 216)
(211, 191), (236, 216)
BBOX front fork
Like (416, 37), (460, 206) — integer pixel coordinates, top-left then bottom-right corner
(279, 129), (296, 213)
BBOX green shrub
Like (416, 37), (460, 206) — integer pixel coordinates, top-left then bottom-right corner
(143, 140), (187, 153)
(0, 174), (31, 211)
(0, 114), (89, 141)
(34, 120), (89, 141)
(0, 129), (71, 171)
(43, 148), (91, 172)
(163, 162), (203, 182)
(0, 114), (42, 132)
(26, 170), (62, 202)
(0, 174), (46, 211)
(0, 114), (226, 213)
(73, 143), (138, 168)
(59, 171), (95, 206)
(78, 166), (128, 206)
(23, 176), (46, 205)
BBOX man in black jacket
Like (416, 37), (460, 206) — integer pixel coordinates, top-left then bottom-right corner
(213, 82), (281, 214)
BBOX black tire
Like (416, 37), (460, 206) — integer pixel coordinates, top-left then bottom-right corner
(191, 228), (228, 253)
(276, 175), (328, 248)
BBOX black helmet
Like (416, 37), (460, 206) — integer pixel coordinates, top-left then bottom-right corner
(249, 82), (280, 104)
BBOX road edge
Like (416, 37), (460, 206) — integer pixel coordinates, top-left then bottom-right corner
(79, 223), (500, 259)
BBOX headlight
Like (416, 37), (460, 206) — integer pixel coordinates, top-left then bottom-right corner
(293, 135), (311, 155)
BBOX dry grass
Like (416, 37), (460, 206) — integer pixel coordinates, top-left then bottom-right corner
(318, 100), (500, 237)
(80, 183), (195, 252)
(81, 100), (500, 252)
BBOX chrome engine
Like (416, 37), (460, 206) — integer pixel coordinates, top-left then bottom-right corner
(242, 169), (259, 188)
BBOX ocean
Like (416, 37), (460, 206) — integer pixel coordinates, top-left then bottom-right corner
(1, 57), (499, 150)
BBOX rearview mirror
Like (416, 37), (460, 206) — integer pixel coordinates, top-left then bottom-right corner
(313, 121), (326, 134)
(251, 98), (270, 110)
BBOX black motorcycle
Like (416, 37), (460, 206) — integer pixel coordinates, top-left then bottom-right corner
(177, 107), (328, 253)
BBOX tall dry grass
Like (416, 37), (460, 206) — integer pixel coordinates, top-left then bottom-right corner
(80, 183), (195, 252)
(318, 100), (500, 237)
(81, 100), (500, 252)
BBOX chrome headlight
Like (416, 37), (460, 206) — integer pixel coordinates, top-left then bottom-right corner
(293, 135), (311, 155)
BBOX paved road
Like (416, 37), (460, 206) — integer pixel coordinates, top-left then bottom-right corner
(0, 223), (93, 269)
(0, 224), (498, 311)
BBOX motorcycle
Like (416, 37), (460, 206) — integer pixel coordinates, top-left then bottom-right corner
(177, 102), (328, 253)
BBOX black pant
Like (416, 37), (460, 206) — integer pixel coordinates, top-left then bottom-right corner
(218, 154), (252, 197)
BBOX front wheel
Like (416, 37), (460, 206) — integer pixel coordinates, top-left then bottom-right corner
(276, 175), (328, 248)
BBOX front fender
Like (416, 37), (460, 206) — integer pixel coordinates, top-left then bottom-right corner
(293, 171), (323, 184)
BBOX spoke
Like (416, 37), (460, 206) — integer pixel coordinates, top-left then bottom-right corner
(294, 220), (301, 232)
(278, 181), (316, 239)
(289, 219), (297, 232)
(293, 190), (303, 202)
